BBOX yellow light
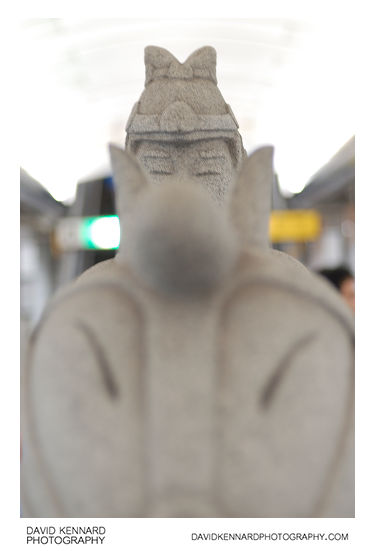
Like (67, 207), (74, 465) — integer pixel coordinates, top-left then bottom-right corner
(270, 210), (321, 243)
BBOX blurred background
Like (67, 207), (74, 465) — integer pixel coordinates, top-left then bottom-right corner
(19, 18), (355, 334)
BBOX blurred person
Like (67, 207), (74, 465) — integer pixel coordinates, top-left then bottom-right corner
(317, 266), (355, 312)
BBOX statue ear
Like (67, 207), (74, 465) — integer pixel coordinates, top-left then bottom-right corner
(109, 145), (149, 214)
(184, 46), (217, 84)
(230, 146), (274, 249)
(144, 46), (177, 85)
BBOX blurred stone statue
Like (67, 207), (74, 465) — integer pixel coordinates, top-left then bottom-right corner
(21, 46), (354, 518)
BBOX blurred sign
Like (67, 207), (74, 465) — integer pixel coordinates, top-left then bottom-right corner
(54, 216), (120, 251)
(54, 210), (321, 251)
(269, 209), (321, 243)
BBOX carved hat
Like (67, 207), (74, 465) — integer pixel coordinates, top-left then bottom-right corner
(125, 46), (245, 165)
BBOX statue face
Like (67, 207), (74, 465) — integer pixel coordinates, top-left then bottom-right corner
(134, 139), (236, 203)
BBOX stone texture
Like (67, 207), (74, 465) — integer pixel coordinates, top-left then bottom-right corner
(125, 46), (245, 204)
(21, 46), (354, 518)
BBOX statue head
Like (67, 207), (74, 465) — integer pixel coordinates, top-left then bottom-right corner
(125, 46), (246, 203)
(109, 143), (275, 295)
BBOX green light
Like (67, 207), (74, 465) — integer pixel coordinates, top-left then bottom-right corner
(80, 216), (120, 250)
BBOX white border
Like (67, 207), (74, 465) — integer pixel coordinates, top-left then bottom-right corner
(2, 2), (371, 549)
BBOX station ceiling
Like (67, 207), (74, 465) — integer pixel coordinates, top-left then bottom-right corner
(19, 18), (354, 203)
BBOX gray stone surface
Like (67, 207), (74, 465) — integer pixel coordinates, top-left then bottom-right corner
(125, 46), (245, 204)
(21, 46), (354, 518)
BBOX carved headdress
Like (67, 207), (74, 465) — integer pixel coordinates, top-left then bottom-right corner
(126, 46), (245, 166)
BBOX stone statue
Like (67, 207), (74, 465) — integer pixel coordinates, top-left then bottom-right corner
(125, 46), (245, 203)
(21, 46), (354, 518)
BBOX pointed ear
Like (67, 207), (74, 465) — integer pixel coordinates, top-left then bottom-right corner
(109, 145), (149, 214)
(229, 146), (274, 249)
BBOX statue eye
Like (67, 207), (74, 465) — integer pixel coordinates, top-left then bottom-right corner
(193, 159), (223, 177)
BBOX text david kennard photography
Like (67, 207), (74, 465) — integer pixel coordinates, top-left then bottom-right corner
(26, 526), (106, 545)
